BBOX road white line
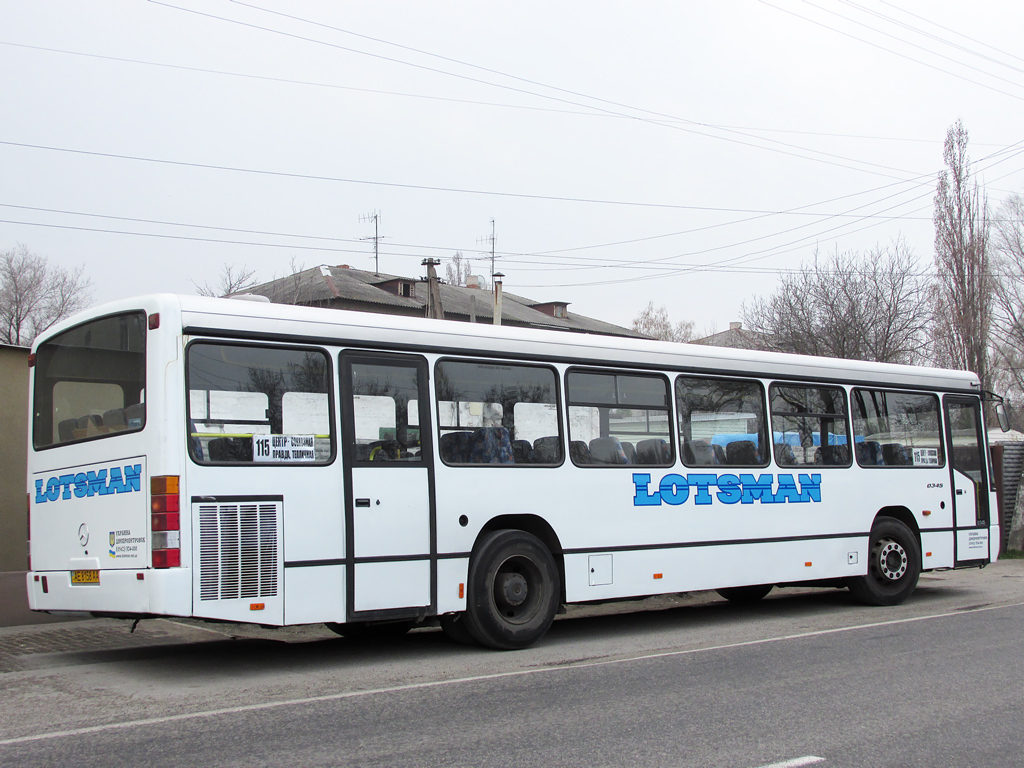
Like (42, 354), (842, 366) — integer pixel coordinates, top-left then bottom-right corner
(754, 757), (826, 768)
(1, 600), (1022, 748)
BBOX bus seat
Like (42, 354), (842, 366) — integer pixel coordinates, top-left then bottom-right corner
(773, 443), (796, 465)
(512, 439), (534, 464)
(620, 441), (637, 464)
(124, 403), (144, 428)
(726, 440), (759, 465)
(589, 437), (628, 465)
(208, 437), (254, 462)
(636, 438), (670, 465)
(103, 408), (127, 427)
(533, 436), (561, 464)
(855, 441), (883, 465)
(881, 443), (912, 466)
(440, 431), (473, 463)
(819, 444), (850, 465)
(469, 427), (514, 464)
(570, 440), (592, 465)
(58, 418), (77, 443)
(683, 440), (717, 466)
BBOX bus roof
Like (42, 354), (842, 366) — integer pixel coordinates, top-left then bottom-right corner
(41, 293), (982, 394)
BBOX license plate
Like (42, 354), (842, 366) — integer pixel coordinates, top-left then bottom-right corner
(70, 570), (99, 584)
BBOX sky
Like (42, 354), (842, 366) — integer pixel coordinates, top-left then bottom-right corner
(2, 1), (1024, 333)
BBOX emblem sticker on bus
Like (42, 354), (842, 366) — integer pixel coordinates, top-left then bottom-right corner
(632, 472), (822, 507)
(34, 463), (142, 504)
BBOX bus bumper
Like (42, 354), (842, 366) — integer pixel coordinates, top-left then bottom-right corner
(26, 569), (192, 617)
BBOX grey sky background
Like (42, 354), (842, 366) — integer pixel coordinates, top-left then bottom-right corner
(3, 1), (1023, 332)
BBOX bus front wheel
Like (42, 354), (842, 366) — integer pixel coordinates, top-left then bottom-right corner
(848, 517), (921, 606)
(464, 529), (560, 650)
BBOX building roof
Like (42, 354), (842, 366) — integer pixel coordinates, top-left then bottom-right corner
(691, 322), (771, 351)
(245, 264), (643, 338)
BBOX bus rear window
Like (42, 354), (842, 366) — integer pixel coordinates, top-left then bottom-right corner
(32, 311), (147, 449)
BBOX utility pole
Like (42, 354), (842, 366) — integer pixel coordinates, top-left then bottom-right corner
(360, 211), (382, 275)
(422, 259), (444, 319)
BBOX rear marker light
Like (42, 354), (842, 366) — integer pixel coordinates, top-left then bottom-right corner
(459, 583), (464, 599)
(148, 313), (160, 330)
(250, 603), (265, 611)
(151, 476), (181, 569)
(27, 353), (36, 367)
(653, 573), (663, 580)
(923, 510), (932, 517)
(805, 562), (813, 567)
(137, 573), (145, 580)
(926, 552), (932, 557)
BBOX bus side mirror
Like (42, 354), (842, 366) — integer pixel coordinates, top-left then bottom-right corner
(996, 402), (1010, 432)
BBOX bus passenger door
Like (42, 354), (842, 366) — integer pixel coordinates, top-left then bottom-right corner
(341, 353), (435, 621)
(944, 396), (990, 565)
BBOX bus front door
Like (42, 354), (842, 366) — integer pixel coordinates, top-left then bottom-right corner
(341, 353), (435, 621)
(944, 396), (991, 565)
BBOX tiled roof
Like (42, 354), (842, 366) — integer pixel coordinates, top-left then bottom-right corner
(245, 265), (642, 338)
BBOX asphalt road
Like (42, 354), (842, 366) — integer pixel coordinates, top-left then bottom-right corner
(1, 560), (1023, 768)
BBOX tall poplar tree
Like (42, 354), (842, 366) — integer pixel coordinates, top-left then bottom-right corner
(932, 119), (993, 388)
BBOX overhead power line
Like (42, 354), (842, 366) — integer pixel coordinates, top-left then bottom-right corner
(0, 139), (938, 217)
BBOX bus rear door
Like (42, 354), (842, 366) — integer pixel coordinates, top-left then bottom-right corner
(341, 353), (435, 621)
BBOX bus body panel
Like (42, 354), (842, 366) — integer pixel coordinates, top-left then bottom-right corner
(26, 294), (999, 634)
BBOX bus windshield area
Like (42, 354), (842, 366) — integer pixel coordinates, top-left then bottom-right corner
(32, 311), (147, 449)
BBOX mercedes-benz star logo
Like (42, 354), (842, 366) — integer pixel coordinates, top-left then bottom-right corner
(78, 523), (89, 547)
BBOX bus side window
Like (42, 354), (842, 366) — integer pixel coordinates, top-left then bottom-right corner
(851, 389), (943, 468)
(435, 359), (562, 466)
(676, 375), (768, 468)
(187, 343), (333, 465)
(566, 370), (673, 467)
(769, 383), (851, 467)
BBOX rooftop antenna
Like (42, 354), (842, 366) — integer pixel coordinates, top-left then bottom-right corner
(360, 211), (382, 275)
(477, 218), (496, 280)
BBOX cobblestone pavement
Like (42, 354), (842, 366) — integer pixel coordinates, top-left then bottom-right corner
(0, 618), (225, 674)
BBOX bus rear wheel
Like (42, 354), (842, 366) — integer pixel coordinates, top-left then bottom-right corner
(848, 517), (920, 606)
(326, 620), (415, 642)
(464, 529), (560, 650)
(716, 584), (773, 603)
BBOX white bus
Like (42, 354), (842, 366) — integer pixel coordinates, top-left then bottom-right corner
(26, 294), (1004, 649)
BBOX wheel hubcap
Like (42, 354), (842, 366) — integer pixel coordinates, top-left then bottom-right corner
(877, 538), (908, 581)
(500, 572), (529, 607)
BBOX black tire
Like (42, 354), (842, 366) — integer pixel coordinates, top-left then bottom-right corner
(464, 529), (560, 650)
(716, 584), (773, 603)
(848, 517), (921, 606)
(325, 620), (415, 642)
(439, 613), (478, 646)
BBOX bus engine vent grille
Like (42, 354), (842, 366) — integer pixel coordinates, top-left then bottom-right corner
(198, 502), (279, 601)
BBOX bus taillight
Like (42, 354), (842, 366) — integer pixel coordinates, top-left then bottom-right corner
(151, 476), (181, 568)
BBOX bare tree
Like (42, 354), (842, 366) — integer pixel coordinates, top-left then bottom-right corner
(194, 263), (258, 297)
(631, 302), (695, 342)
(0, 243), (92, 346)
(932, 119), (993, 387)
(445, 252), (473, 286)
(742, 240), (931, 364)
(991, 192), (1024, 422)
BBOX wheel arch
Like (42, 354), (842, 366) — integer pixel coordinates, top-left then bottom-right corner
(875, 505), (920, 543)
(475, 514), (566, 603)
